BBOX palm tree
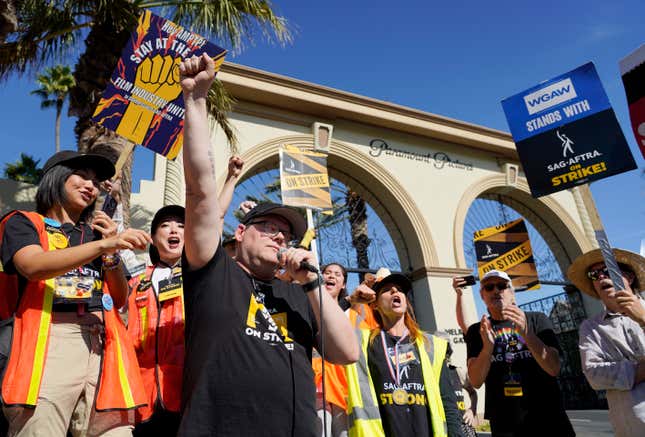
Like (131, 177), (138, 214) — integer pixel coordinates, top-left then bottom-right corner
(31, 64), (75, 153)
(345, 188), (370, 281)
(3, 153), (43, 184)
(1, 0), (290, 226)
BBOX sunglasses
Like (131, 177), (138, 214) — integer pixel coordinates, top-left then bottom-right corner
(586, 267), (610, 282)
(483, 282), (509, 292)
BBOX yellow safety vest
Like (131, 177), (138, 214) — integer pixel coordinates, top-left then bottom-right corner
(345, 328), (448, 437)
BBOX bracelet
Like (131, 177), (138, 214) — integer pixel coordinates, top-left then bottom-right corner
(102, 254), (121, 270)
(302, 279), (319, 293)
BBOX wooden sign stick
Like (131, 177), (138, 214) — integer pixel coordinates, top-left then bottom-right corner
(576, 183), (625, 291)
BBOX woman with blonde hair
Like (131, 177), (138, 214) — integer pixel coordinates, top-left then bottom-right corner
(345, 269), (463, 437)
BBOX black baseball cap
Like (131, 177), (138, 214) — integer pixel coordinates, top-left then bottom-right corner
(151, 205), (185, 234)
(42, 150), (115, 182)
(241, 202), (307, 241)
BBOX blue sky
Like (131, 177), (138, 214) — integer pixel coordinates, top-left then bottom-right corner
(1, 1), (643, 312)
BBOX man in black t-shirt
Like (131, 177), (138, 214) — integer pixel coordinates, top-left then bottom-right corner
(465, 270), (574, 437)
(177, 54), (359, 437)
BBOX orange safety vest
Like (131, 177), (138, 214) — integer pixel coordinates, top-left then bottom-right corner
(127, 264), (184, 421)
(0, 211), (19, 320)
(0, 211), (146, 410)
(349, 303), (379, 330)
(312, 303), (379, 411)
(313, 355), (348, 410)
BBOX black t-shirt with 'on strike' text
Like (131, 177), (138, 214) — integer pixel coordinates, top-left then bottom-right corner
(179, 245), (318, 437)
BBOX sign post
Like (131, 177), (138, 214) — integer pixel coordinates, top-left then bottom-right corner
(576, 185), (625, 291)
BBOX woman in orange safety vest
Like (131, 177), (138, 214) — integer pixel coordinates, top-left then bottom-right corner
(127, 205), (185, 437)
(0, 151), (150, 436)
(314, 263), (379, 437)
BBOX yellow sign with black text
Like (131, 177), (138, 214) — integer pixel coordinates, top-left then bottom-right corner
(474, 218), (540, 291)
(279, 144), (333, 211)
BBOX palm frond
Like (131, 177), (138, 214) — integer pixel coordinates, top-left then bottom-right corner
(206, 78), (238, 151)
(149, 0), (292, 52)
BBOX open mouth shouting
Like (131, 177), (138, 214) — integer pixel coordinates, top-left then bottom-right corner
(391, 294), (403, 308)
(324, 278), (337, 289)
(167, 236), (182, 250)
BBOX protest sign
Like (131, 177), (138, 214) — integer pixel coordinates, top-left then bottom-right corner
(619, 44), (645, 159)
(92, 10), (226, 160)
(501, 62), (636, 197)
(474, 218), (540, 291)
(279, 144), (333, 211)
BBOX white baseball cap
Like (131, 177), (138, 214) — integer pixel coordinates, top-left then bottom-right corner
(481, 270), (512, 283)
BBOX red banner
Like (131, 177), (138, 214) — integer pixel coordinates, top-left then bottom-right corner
(619, 44), (645, 160)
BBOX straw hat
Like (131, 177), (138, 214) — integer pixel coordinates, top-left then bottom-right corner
(566, 248), (645, 298)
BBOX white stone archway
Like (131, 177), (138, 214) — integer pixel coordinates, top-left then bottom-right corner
(129, 61), (599, 366)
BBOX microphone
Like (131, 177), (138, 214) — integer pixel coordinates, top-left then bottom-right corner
(277, 248), (319, 273)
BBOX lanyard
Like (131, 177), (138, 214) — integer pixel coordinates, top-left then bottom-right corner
(380, 330), (409, 386)
(250, 277), (291, 352)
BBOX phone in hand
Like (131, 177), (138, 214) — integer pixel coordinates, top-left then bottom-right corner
(101, 194), (118, 218)
(462, 275), (476, 286)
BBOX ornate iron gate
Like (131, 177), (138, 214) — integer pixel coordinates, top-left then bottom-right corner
(520, 290), (607, 410)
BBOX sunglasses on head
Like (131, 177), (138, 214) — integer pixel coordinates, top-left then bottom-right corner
(483, 282), (509, 292)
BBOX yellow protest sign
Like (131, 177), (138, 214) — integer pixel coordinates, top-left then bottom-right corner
(279, 144), (333, 211)
(474, 218), (540, 290)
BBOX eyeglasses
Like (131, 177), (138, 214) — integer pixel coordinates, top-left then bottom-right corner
(587, 267), (609, 282)
(483, 282), (509, 292)
(247, 220), (293, 243)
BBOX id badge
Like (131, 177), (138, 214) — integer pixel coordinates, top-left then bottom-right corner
(134, 279), (153, 307)
(158, 276), (183, 302)
(54, 275), (95, 302)
(503, 372), (523, 397)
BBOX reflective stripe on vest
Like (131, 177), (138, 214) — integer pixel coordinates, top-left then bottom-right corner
(420, 333), (449, 437)
(345, 328), (449, 437)
(26, 277), (54, 405)
(126, 264), (184, 420)
(1, 211), (146, 410)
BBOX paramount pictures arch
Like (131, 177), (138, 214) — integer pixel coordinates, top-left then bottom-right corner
(132, 63), (605, 363)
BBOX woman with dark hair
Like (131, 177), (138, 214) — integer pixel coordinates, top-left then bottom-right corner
(315, 263), (382, 437)
(311, 263), (347, 437)
(0, 151), (151, 436)
(345, 268), (464, 437)
(314, 263), (351, 437)
(127, 205), (185, 437)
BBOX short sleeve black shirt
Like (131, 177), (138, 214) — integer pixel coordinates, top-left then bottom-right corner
(179, 246), (318, 437)
(368, 333), (432, 437)
(0, 213), (103, 310)
(465, 312), (575, 436)
(367, 332), (463, 437)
